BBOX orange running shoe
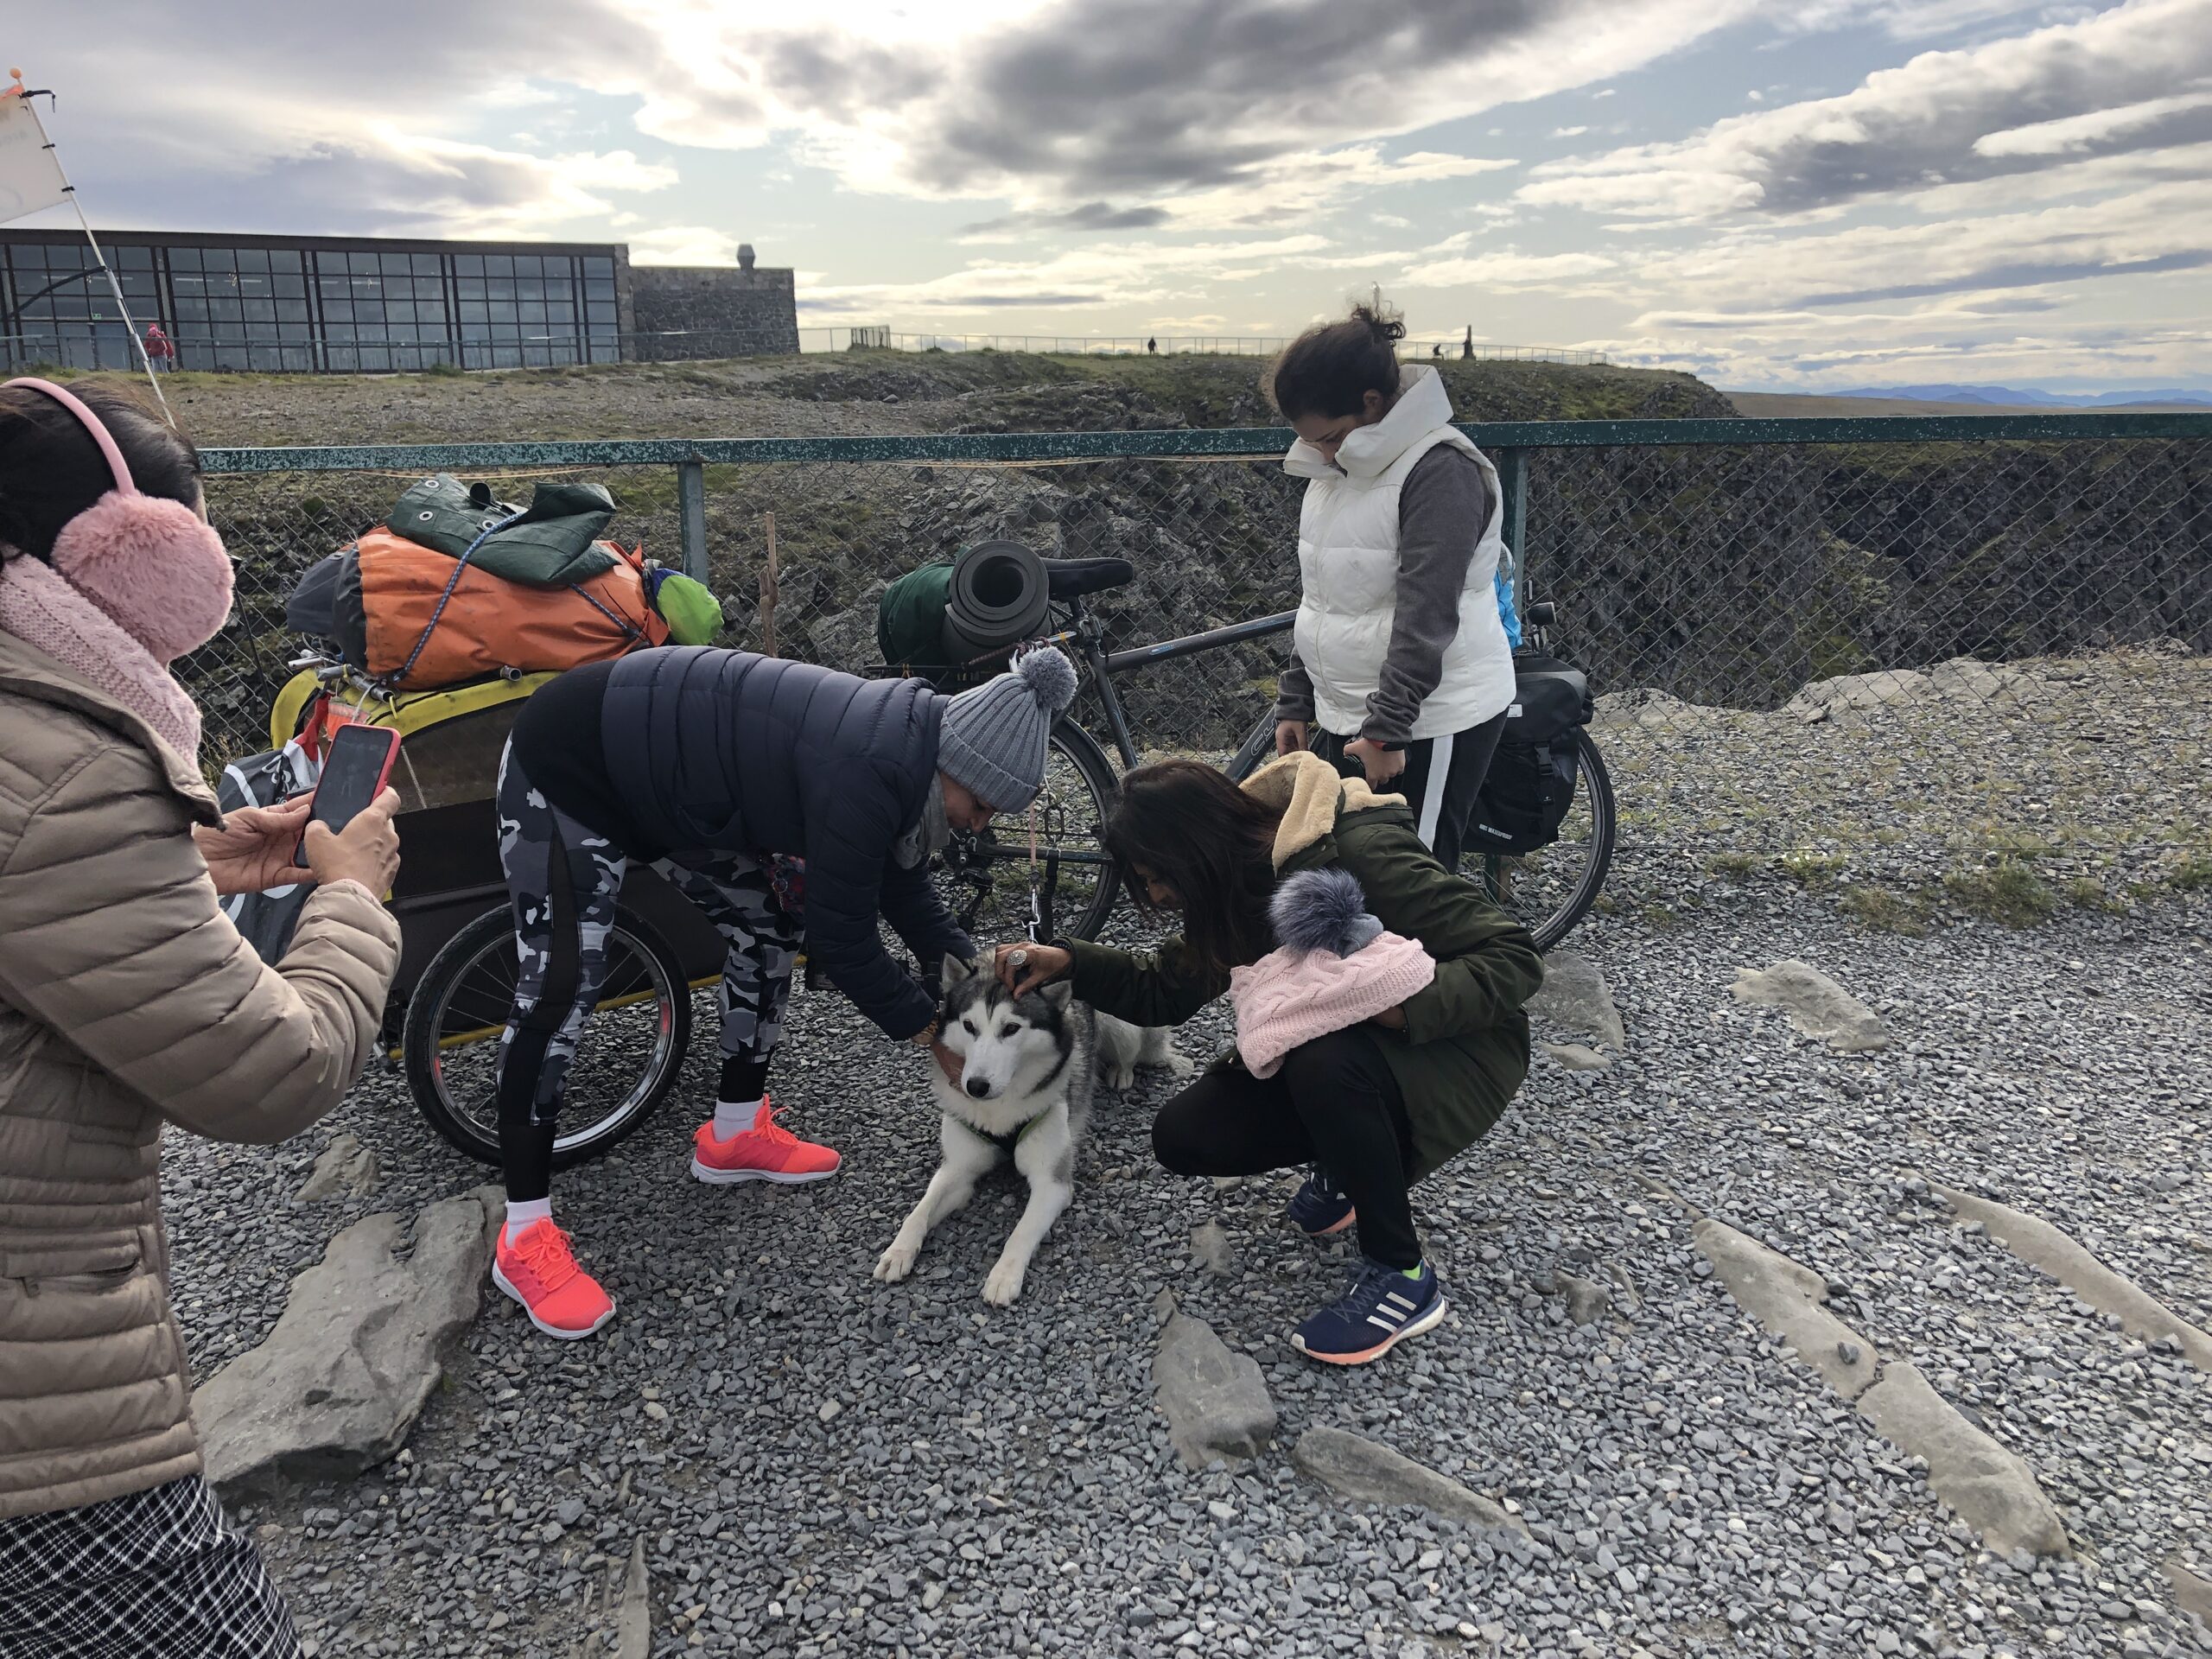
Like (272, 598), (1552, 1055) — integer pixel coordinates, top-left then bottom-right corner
(690, 1099), (842, 1185)
(491, 1220), (615, 1339)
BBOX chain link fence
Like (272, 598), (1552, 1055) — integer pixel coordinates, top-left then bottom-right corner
(192, 418), (2211, 932)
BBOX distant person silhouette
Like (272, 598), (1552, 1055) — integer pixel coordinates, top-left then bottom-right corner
(143, 322), (175, 373)
(1431, 342), (1441, 359)
(1147, 337), (1157, 354)
(1461, 327), (1473, 360)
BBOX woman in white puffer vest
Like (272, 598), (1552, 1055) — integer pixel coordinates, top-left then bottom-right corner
(1269, 305), (1516, 868)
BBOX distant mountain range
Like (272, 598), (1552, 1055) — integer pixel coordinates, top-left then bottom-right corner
(1831, 383), (2212, 408)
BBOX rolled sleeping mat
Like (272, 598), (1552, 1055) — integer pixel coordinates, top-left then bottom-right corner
(940, 539), (1050, 661)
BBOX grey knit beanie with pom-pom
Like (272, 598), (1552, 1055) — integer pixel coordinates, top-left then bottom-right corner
(937, 645), (1078, 811)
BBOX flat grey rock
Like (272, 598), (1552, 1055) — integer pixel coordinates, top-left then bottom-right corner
(2164, 1556), (2212, 1629)
(613, 1536), (652, 1659)
(1541, 1042), (1612, 1071)
(1731, 959), (1889, 1052)
(1694, 1218), (1881, 1398)
(1293, 1427), (1522, 1533)
(1556, 1271), (1611, 1325)
(1938, 1186), (2212, 1370)
(1527, 951), (1626, 1052)
(194, 1186), (501, 1492)
(1153, 1312), (1275, 1468)
(1858, 1362), (2069, 1559)
(1189, 1220), (1236, 1276)
(294, 1132), (380, 1204)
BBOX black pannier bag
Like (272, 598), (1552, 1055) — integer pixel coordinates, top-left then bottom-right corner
(1467, 652), (1592, 858)
(214, 741), (322, 964)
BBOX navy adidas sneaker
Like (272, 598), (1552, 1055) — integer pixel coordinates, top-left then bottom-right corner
(1285, 1167), (1356, 1237)
(1292, 1257), (1446, 1364)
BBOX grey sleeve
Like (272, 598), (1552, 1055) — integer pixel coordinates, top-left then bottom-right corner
(1273, 645), (1317, 724)
(1363, 446), (1494, 747)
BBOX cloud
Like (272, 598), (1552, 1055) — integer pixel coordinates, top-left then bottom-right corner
(626, 226), (744, 264)
(1974, 89), (2212, 156)
(961, 202), (1175, 237)
(1522, 0), (2212, 220)
(1402, 250), (1619, 287)
(799, 232), (1337, 315)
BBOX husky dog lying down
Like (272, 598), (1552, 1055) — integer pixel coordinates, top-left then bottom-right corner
(873, 957), (1183, 1305)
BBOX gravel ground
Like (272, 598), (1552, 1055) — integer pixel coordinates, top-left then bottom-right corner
(156, 669), (2212, 1659)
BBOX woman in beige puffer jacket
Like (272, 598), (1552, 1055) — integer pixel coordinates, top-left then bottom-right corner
(0, 378), (402, 1658)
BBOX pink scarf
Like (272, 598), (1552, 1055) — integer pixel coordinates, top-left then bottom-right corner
(0, 550), (203, 763)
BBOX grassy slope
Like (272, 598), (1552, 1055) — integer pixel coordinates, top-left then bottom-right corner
(59, 349), (1733, 448)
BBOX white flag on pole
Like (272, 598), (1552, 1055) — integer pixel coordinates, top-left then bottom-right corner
(0, 94), (69, 223)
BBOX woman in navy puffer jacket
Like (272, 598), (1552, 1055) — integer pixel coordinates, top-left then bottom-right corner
(485, 643), (1077, 1339)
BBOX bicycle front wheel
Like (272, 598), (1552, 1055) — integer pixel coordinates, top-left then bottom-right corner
(931, 718), (1122, 944)
(1472, 729), (1616, 952)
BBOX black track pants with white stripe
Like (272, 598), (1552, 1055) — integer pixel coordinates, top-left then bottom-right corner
(1314, 711), (1506, 871)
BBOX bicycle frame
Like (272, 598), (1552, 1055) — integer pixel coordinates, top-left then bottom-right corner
(1052, 593), (1294, 770)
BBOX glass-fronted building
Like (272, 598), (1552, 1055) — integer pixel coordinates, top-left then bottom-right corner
(0, 230), (629, 372)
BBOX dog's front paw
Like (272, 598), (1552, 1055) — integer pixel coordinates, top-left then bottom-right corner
(874, 1239), (919, 1283)
(1157, 1048), (1196, 1077)
(1101, 1061), (1137, 1092)
(981, 1260), (1027, 1306)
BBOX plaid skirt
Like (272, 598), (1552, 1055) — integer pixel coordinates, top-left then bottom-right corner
(0, 1477), (300, 1658)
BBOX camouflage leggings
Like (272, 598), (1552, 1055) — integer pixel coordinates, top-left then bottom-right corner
(494, 741), (801, 1129)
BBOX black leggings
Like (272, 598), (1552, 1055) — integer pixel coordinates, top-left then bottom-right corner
(1314, 711), (1505, 872)
(1152, 1028), (1421, 1269)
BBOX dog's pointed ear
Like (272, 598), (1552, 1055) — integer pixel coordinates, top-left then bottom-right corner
(941, 955), (980, 993)
(1039, 980), (1076, 1012)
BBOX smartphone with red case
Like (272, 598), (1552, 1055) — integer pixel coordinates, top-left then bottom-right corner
(292, 724), (402, 868)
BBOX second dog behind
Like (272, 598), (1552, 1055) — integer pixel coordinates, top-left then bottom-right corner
(873, 957), (1177, 1305)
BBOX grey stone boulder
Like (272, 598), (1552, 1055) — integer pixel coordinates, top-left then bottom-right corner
(1731, 960), (1888, 1052)
(1153, 1312), (1275, 1468)
(801, 582), (887, 670)
(294, 1132), (380, 1204)
(1294, 1427), (1523, 1533)
(194, 1186), (501, 1492)
(1783, 669), (1929, 721)
(1527, 951), (1626, 1052)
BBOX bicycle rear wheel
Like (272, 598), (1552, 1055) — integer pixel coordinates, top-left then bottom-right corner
(403, 905), (693, 1169)
(931, 718), (1121, 944)
(1471, 729), (1615, 952)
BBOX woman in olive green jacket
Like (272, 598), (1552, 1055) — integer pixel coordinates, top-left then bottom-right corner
(994, 751), (1541, 1363)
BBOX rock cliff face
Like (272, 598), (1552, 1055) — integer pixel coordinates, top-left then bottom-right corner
(1529, 439), (2208, 711)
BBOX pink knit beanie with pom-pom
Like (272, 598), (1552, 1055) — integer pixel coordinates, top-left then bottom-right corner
(1230, 868), (1436, 1078)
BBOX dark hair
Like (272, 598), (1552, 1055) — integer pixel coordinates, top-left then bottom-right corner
(0, 378), (201, 563)
(1267, 302), (1405, 423)
(1102, 760), (1282, 972)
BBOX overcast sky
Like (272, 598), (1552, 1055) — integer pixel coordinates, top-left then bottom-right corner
(15, 0), (2211, 389)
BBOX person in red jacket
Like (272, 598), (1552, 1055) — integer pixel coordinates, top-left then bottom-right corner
(143, 322), (175, 372)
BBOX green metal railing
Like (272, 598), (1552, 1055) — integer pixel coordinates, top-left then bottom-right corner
(188, 412), (2211, 767)
(200, 411), (2212, 586)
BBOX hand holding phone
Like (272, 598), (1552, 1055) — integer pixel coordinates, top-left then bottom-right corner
(302, 791), (402, 895)
(294, 725), (403, 882)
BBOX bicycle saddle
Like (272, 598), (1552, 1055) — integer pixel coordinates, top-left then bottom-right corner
(1046, 557), (1135, 600)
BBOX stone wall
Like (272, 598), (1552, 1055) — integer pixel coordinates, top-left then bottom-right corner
(627, 259), (798, 359)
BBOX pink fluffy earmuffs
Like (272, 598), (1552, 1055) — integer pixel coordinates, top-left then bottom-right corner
(5, 377), (232, 664)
